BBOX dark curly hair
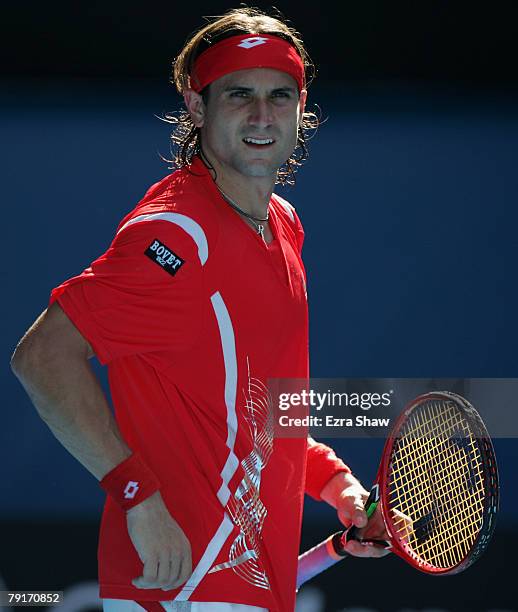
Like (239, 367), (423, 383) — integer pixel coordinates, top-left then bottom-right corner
(164, 6), (320, 186)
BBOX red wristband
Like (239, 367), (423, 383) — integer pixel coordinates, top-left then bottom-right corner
(100, 453), (160, 511)
(305, 440), (350, 500)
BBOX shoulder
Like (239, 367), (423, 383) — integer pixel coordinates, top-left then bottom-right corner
(120, 165), (217, 229)
(113, 167), (217, 267)
(113, 211), (209, 268)
(271, 193), (305, 253)
(271, 193), (297, 223)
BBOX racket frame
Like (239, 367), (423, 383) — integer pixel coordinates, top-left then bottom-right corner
(376, 391), (499, 575)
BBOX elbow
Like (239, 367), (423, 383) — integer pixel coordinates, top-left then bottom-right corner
(10, 348), (22, 377)
(11, 333), (43, 381)
(11, 338), (29, 377)
(11, 304), (93, 381)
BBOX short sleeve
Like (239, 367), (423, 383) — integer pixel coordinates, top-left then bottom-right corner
(49, 219), (204, 364)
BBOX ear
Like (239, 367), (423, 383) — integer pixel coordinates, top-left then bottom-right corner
(298, 89), (308, 118)
(183, 88), (205, 128)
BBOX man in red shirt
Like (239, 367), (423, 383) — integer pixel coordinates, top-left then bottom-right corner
(11, 7), (388, 612)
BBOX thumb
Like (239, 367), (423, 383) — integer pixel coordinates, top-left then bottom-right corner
(337, 496), (368, 528)
(352, 508), (368, 528)
(350, 498), (368, 528)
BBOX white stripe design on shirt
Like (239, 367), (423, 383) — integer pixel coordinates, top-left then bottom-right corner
(210, 291), (239, 506)
(173, 513), (235, 601)
(175, 291), (240, 599)
(208, 360), (273, 590)
(117, 212), (209, 265)
(210, 292), (240, 506)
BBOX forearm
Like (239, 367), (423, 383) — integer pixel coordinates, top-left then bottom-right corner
(13, 347), (131, 481)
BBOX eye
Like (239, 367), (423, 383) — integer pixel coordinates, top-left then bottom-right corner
(229, 91), (250, 98)
(272, 91), (291, 99)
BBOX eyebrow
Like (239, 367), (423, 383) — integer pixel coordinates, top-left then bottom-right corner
(223, 86), (297, 95)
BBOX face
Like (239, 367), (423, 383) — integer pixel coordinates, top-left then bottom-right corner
(185, 68), (307, 181)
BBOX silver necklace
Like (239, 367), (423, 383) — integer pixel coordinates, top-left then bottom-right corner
(217, 185), (269, 240)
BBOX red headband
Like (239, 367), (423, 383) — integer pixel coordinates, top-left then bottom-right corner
(190, 34), (305, 94)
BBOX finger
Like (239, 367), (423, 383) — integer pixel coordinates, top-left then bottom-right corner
(365, 544), (390, 558)
(180, 546), (195, 581)
(345, 497), (368, 528)
(162, 556), (187, 591)
(337, 494), (368, 528)
(392, 510), (413, 542)
(160, 561), (178, 592)
(352, 506), (368, 528)
(162, 549), (185, 591)
(171, 552), (183, 583)
(337, 508), (352, 527)
(345, 539), (370, 557)
(175, 556), (187, 588)
(132, 578), (160, 589)
(132, 557), (159, 589)
(363, 512), (389, 541)
(345, 539), (389, 558)
(157, 555), (172, 588)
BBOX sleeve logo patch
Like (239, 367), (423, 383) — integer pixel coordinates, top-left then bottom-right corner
(145, 239), (185, 276)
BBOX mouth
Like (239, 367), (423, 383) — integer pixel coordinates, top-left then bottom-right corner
(242, 137), (275, 149)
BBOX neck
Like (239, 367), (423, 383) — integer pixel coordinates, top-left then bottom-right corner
(199, 149), (274, 218)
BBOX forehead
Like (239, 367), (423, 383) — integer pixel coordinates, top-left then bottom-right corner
(211, 67), (298, 92)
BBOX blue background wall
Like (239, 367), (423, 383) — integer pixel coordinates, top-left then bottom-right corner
(2, 1), (518, 608)
(3, 82), (517, 522)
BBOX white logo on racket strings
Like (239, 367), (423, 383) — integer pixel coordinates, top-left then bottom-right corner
(124, 481), (139, 499)
(238, 37), (268, 49)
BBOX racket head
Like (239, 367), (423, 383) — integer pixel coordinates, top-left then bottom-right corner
(377, 391), (499, 575)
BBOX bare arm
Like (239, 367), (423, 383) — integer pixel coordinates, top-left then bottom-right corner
(11, 302), (192, 589)
(11, 302), (131, 478)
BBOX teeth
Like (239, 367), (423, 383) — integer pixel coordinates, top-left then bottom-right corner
(243, 137), (274, 145)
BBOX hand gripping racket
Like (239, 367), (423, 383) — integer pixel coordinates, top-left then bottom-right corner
(297, 391), (499, 587)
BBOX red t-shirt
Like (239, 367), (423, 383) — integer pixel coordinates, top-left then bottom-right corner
(49, 157), (309, 611)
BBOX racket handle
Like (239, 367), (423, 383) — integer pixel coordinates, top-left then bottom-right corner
(296, 531), (347, 589)
(297, 485), (382, 589)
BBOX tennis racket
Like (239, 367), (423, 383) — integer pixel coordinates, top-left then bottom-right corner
(297, 391), (499, 587)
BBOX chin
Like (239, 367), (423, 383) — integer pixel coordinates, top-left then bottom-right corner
(242, 167), (277, 178)
(235, 157), (285, 179)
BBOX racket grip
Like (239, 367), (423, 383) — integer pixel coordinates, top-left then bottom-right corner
(296, 531), (346, 589)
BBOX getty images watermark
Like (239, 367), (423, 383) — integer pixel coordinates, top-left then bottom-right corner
(269, 379), (397, 438)
(278, 389), (392, 427)
(268, 378), (518, 439)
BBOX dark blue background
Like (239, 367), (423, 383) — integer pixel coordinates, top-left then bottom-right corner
(2, 1), (518, 606)
(0, 0), (518, 612)
(3, 82), (517, 525)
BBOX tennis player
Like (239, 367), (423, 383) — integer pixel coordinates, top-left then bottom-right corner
(11, 8), (388, 612)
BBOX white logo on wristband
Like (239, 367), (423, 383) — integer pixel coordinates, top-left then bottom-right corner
(124, 481), (140, 499)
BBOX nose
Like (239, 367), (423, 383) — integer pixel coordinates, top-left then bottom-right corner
(248, 97), (274, 129)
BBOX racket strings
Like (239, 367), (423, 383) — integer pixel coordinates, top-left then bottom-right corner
(397, 404), (484, 567)
(388, 400), (486, 569)
(394, 402), (485, 566)
(391, 410), (481, 530)
(392, 419), (484, 522)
